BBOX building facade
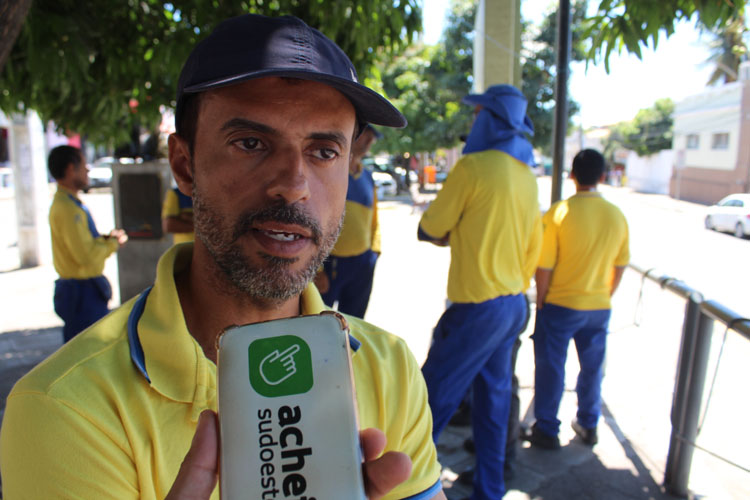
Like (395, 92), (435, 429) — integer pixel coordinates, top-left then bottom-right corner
(671, 66), (750, 204)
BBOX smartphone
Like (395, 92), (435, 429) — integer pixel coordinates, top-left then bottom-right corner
(216, 312), (366, 500)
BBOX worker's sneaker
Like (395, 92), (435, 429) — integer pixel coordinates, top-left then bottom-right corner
(523, 423), (561, 450)
(457, 468), (474, 486)
(463, 437), (475, 453)
(449, 402), (472, 427)
(571, 420), (598, 446)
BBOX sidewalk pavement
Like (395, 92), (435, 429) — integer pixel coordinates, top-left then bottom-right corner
(1, 195), (748, 499)
(0, 274), (687, 499)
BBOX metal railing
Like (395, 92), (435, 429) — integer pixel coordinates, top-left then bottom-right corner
(629, 263), (750, 497)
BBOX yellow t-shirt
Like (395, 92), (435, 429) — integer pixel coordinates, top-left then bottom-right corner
(0, 244), (441, 500)
(49, 186), (119, 279)
(419, 150), (542, 303)
(538, 191), (630, 310)
(161, 188), (194, 244)
(332, 169), (381, 256)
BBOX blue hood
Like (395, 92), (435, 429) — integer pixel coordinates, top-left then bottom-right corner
(462, 84), (535, 166)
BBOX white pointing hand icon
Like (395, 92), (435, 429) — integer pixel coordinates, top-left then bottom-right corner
(259, 343), (301, 385)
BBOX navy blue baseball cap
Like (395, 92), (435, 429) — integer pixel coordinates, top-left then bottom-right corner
(175, 14), (407, 133)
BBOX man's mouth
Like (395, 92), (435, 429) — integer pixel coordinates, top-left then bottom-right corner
(259, 229), (303, 242)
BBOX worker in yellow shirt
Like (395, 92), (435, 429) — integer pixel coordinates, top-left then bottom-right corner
(418, 85), (542, 500)
(316, 124), (381, 318)
(46, 145), (128, 342)
(162, 186), (194, 244)
(527, 149), (629, 449)
(1, 15), (445, 500)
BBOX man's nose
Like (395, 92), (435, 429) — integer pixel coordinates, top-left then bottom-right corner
(265, 151), (311, 204)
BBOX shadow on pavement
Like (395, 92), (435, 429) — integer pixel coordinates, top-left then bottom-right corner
(0, 327), (62, 417)
(438, 400), (679, 500)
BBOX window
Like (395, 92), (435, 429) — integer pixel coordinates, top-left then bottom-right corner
(722, 199), (743, 207)
(686, 134), (700, 149)
(712, 133), (729, 150)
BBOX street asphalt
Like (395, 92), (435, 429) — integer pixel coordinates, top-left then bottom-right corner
(1, 187), (748, 499)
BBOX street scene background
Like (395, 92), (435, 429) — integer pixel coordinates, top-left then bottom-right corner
(1, 177), (748, 499)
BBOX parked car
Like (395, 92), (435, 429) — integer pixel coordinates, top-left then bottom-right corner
(84, 156), (142, 192)
(85, 164), (113, 191)
(372, 170), (398, 198)
(363, 156), (408, 194)
(705, 193), (750, 238)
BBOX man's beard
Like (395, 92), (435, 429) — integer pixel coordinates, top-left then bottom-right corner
(192, 184), (342, 304)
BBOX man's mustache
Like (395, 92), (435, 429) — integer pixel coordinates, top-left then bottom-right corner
(233, 203), (322, 245)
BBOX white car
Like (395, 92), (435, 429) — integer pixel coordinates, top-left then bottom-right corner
(85, 164), (113, 191)
(705, 193), (750, 238)
(372, 171), (397, 198)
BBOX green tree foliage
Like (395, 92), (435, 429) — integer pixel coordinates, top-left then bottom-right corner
(603, 98), (674, 158)
(522, 0), (588, 155)
(0, 0), (420, 146)
(373, 0), (475, 155)
(705, 15), (748, 85)
(374, 0), (588, 158)
(585, 0), (746, 71)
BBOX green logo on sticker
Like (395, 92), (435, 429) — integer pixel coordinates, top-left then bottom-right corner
(248, 335), (313, 397)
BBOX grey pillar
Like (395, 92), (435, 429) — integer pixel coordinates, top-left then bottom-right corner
(9, 111), (51, 268)
(473, 0), (522, 91)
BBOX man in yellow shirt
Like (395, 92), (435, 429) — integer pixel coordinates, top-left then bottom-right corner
(1, 14), (446, 500)
(317, 124), (381, 318)
(161, 186), (194, 244)
(418, 85), (542, 500)
(46, 145), (128, 342)
(527, 149), (629, 449)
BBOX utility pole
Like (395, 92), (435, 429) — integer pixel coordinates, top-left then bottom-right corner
(551, 0), (571, 204)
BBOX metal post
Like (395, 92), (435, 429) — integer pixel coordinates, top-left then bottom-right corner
(551, 0), (571, 204)
(664, 297), (715, 497)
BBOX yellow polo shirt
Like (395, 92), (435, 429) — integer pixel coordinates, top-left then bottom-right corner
(161, 188), (195, 244)
(49, 186), (119, 279)
(419, 150), (542, 303)
(332, 169), (381, 256)
(0, 244), (441, 500)
(538, 191), (630, 310)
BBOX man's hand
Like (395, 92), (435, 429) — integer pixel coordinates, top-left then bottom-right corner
(166, 410), (219, 500)
(417, 225), (450, 247)
(360, 428), (412, 499)
(535, 268), (552, 311)
(431, 234), (450, 247)
(166, 411), (413, 500)
(313, 269), (330, 293)
(109, 228), (128, 246)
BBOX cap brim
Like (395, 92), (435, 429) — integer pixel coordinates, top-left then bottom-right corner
(183, 69), (407, 129)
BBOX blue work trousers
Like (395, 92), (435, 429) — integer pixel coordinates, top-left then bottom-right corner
(422, 294), (526, 500)
(320, 250), (378, 318)
(54, 276), (112, 343)
(532, 304), (611, 436)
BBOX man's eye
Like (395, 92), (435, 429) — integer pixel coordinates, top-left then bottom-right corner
(315, 148), (338, 160)
(234, 138), (261, 151)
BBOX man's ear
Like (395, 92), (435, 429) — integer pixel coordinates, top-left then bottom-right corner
(62, 161), (77, 181)
(168, 133), (194, 197)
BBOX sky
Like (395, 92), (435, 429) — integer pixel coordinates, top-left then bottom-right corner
(422, 0), (716, 128)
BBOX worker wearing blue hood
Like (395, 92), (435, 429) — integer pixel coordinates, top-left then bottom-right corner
(418, 85), (542, 500)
